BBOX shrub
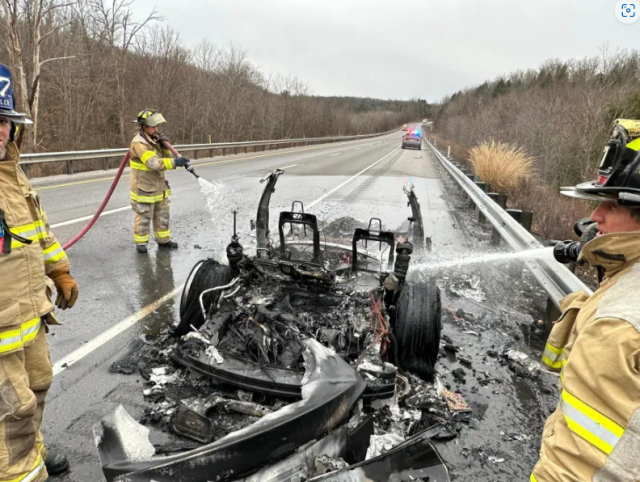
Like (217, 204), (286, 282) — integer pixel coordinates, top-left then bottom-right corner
(469, 140), (533, 192)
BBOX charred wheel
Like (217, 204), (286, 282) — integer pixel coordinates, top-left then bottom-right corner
(173, 259), (233, 337)
(393, 279), (442, 380)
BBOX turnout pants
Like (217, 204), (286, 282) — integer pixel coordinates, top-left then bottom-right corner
(132, 198), (171, 245)
(0, 326), (51, 482)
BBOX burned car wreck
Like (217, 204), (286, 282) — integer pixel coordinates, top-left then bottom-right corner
(96, 170), (451, 482)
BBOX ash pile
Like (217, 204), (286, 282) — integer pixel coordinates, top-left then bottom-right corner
(94, 175), (462, 482)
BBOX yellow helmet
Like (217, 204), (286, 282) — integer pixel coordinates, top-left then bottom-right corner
(135, 109), (166, 127)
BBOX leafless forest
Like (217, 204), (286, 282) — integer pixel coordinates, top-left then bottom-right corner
(1, 0), (430, 153)
(433, 50), (640, 239)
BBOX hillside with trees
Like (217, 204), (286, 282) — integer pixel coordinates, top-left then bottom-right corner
(432, 50), (640, 239)
(0, 0), (430, 153)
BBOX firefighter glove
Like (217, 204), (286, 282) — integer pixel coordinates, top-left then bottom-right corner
(48, 269), (79, 310)
(174, 156), (190, 168)
(553, 240), (581, 264)
(156, 133), (170, 144)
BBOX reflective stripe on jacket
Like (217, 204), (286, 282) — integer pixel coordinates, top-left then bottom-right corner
(532, 232), (640, 481)
(129, 132), (175, 204)
(0, 142), (68, 356)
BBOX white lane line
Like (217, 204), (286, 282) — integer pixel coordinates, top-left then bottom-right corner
(330, 153), (341, 157)
(53, 286), (184, 376)
(51, 206), (130, 229)
(308, 148), (399, 209)
(51, 146), (398, 376)
(278, 164), (300, 170)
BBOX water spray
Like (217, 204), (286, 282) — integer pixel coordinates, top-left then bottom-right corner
(411, 246), (555, 272)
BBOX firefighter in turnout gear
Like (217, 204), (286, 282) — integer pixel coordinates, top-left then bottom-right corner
(532, 119), (640, 481)
(130, 109), (191, 253)
(0, 64), (77, 482)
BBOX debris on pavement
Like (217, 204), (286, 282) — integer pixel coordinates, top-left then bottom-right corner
(505, 349), (540, 378)
(442, 390), (472, 413)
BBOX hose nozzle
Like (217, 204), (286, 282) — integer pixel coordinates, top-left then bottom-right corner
(185, 161), (200, 179)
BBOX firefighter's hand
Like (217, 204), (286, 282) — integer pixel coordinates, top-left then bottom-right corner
(174, 156), (190, 168)
(48, 269), (79, 310)
(156, 133), (170, 145)
(553, 240), (581, 264)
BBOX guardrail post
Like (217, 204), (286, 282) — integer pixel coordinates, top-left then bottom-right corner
(544, 298), (561, 336)
(209, 148), (214, 157)
(474, 181), (488, 210)
(487, 193), (501, 243)
(22, 164), (30, 178)
(66, 159), (73, 175)
(506, 209), (526, 278)
(488, 192), (506, 240)
(520, 211), (534, 233)
(461, 173), (474, 203)
(102, 158), (108, 170)
(507, 209), (522, 224)
(447, 146), (451, 159)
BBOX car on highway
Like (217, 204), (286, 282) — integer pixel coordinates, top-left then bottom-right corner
(402, 128), (422, 150)
(402, 124), (408, 131)
(94, 169), (449, 482)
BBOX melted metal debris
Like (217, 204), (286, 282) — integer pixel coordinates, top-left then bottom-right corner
(108, 267), (462, 479)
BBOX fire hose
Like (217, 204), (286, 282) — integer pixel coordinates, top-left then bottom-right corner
(62, 141), (198, 250)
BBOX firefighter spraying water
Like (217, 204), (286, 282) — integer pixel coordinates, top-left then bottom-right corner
(129, 109), (199, 253)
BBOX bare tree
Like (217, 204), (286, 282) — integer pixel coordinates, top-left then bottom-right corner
(1, 0), (75, 149)
(78, 0), (159, 143)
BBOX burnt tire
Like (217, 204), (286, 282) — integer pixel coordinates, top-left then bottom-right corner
(173, 259), (232, 337)
(394, 280), (441, 380)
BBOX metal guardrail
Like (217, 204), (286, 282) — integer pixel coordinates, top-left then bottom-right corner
(424, 136), (592, 308)
(18, 132), (390, 176)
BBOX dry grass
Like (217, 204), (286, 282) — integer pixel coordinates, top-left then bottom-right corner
(469, 140), (533, 192)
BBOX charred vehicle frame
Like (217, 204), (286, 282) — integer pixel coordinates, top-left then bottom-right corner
(95, 169), (449, 482)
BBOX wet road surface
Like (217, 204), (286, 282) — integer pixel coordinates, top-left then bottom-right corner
(35, 132), (557, 481)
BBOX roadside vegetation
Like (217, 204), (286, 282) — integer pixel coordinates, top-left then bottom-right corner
(468, 140), (533, 193)
(431, 49), (640, 240)
(0, 0), (430, 158)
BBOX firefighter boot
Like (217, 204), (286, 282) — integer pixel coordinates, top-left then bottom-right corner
(136, 244), (148, 254)
(158, 240), (178, 250)
(44, 451), (69, 475)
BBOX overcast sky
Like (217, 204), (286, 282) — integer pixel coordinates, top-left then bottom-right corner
(133, 0), (639, 102)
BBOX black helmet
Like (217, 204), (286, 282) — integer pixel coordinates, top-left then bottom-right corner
(135, 109), (166, 127)
(561, 119), (640, 206)
(0, 64), (33, 141)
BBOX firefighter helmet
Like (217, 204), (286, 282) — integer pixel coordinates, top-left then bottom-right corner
(561, 119), (640, 206)
(0, 64), (33, 141)
(135, 109), (166, 127)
